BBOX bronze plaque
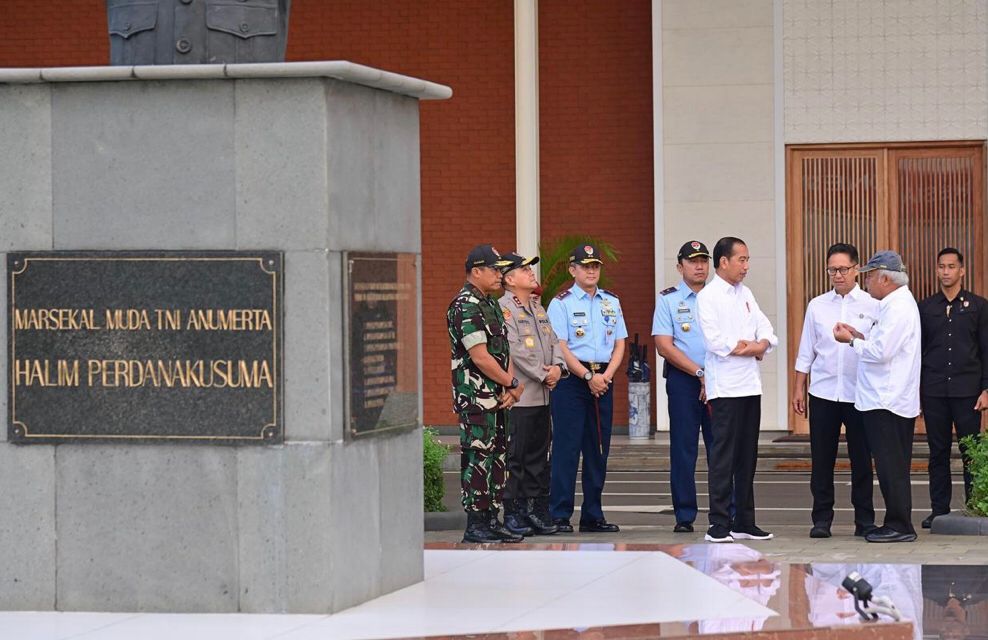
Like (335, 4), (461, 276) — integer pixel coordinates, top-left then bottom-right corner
(344, 252), (419, 438)
(8, 251), (283, 443)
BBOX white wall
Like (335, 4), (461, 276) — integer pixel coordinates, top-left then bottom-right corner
(784, 0), (988, 143)
(658, 0), (782, 428)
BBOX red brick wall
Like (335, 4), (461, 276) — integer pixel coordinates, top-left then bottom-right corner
(0, 1), (654, 428)
(290, 2), (518, 427)
(538, 1), (654, 426)
(0, 2), (108, 66)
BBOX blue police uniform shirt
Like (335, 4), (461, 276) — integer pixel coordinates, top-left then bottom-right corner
(651, 280), (705, 367)
(547, 283), (628, 362)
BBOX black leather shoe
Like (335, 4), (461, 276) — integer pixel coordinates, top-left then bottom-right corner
(809, 524), (831, 538)
(504, 512), (534, 537)
(922, 513), (947, 529)
(553, 518), (574, 533)
(674, 522), (694, 533)
(579, 519), (620, 533)
(525, 497), (559, 535)
(462, 510), (501, 543)
(853, 523), (878, 537)
(865, 526), (917, 543)
(488, 513), (524, 543)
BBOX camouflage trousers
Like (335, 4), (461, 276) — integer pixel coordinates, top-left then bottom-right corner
(459, 410), (508, 513)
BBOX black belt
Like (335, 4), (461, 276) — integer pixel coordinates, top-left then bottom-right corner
(579, 361), (608, 372)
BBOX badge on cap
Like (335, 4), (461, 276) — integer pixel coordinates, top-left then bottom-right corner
(691, 241), (700, 251)
(584, 245), (593, 255)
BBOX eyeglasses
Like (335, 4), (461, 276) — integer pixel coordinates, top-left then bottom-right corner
(825, 266), (856, 276)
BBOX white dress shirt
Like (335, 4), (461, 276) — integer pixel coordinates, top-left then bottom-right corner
(852, 285), (921, 418)
(794, 284), (879, 403)
(697, 274), (779, 400)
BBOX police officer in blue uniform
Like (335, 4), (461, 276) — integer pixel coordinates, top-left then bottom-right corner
(547, 244), (628, 533)
(652, 240), (714, 533)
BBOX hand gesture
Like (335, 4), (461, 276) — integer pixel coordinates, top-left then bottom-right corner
(589, 373), (609, 396)
(975, 390), (988, 412)
(791, 389), (806, 416)
(543, 364), (562, 389)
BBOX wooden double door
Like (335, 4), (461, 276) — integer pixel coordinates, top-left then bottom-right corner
(786, 142), (986, 434)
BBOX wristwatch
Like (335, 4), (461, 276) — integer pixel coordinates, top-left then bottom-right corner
(695, 368), (704, 379)
(507, 376), (519, 390)
(582, 371), (594, 381)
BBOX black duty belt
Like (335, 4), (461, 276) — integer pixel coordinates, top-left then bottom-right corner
(579, 361), (608, 373)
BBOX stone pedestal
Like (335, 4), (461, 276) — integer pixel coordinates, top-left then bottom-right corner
(0, 61), (450, 613)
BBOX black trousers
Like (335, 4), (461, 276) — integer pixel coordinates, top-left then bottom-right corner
(707, 395), (760, 529)
(505, 404), (552, 500)
(861, 409), (916, 534)
(922, 394), (982, 514)
(808, 395), (875, 528)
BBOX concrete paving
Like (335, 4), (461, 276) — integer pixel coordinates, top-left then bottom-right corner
(430, 434), (988, 565)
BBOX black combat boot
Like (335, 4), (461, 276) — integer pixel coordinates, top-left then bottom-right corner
(525, 496), (559, 535)
(462, 509), (500, 544)
(488, 509), (524, 543)
(503, 499), (535, 537)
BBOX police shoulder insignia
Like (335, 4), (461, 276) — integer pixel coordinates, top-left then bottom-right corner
(660, 286), (677, 296)
(555, 290), (571, 299)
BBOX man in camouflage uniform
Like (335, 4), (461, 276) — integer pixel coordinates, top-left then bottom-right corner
(448, 245), (526, 543)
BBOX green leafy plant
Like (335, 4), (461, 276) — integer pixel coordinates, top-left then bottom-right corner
(423, 427), (450, 512)
(960, 433), (988, 517)
(537, 235), (619, 308)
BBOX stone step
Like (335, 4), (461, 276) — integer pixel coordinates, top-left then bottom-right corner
(438, 433), (965, 473)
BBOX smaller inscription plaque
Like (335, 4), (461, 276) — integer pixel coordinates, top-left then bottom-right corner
(8, 251), (283, 444)
(344, 252), (419, 438)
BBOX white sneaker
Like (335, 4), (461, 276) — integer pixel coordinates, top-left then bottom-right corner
(730, 525), (773, 540)
(704, 525), (734, 543)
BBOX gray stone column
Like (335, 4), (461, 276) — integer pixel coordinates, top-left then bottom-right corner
(0, 62), (450, 613)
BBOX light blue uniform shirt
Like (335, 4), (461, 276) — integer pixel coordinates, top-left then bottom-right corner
(547, 283), (628, 362)
(651, 280), (705, 367)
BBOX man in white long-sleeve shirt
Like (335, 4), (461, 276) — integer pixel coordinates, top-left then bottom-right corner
(834, 250), (920, 543)
(697, 237), (778, 543)
(792, 243), (877, 539)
